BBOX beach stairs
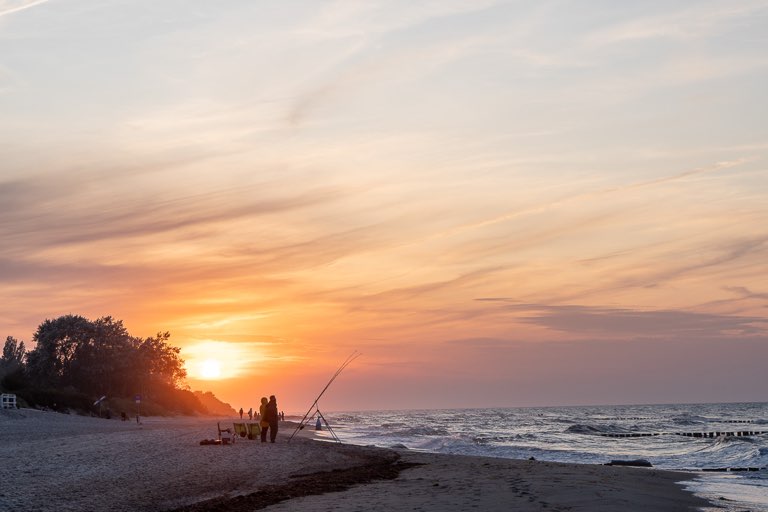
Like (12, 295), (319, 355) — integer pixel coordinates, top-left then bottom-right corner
(1, 394), (16, 409)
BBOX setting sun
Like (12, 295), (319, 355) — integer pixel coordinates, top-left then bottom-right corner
(183, 340), (267, 382)
(199, 359), (222, 379)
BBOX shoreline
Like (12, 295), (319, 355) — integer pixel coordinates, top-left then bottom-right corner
(1, 409), (715, 511)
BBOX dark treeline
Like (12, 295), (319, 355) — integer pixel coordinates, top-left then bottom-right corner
(0, 314), (232, 416)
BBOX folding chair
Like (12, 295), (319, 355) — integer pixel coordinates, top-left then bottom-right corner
(247, 423), (261, 440)
(217, 422), (234, 444)
(233, 422), (248, 439)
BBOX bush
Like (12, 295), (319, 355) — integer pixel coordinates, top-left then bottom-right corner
(19, 386), (93, 413)
(1, 366), (29, 392)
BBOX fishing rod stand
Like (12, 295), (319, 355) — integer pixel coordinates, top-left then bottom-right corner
(288, 351), (360, 443)
(313, 406), (341, 443)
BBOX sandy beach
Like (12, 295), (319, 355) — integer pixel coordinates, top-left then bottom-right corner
(0, 408), (714, 511)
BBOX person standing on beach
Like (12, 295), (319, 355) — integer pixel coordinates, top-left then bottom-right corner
(259, 396), (269, 442)
(263, 395), (279, 443)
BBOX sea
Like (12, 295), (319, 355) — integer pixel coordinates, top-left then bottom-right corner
(311, 402), (768, 511)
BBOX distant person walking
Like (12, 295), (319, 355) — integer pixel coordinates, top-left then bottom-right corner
(239, 407), (243, 419)
(263, 395), (279, 443)
(259, 397), (269, 442)
(248, 407), (253, 421)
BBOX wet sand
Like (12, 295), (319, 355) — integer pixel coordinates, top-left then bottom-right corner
(0, 408), (714, 511)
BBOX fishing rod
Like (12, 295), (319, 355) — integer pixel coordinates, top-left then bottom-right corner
(288, 350), (360, 442)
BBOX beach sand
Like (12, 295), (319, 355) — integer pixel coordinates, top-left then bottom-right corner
(0, 408), (714, 511)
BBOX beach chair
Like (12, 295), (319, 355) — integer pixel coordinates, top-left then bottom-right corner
(247, 423), (261, 440)
(233, 422), (248, 439)
(217, 422), (234, 444)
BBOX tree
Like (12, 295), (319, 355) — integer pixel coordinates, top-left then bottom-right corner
(25, 314), (189, 404)
(68, 316), (139, 397)
(25, 314), (94, 388)
(135, 331), (187, 400)
(1, 336), (27, 389)
(1, 336), (26, 368)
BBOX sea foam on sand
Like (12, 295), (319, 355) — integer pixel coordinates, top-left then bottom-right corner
(0, 408), (712, 511)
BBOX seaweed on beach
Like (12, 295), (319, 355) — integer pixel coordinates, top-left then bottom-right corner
(166, 453), (424, 512)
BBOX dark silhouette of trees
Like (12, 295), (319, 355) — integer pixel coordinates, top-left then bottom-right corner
(25, 314), (93, 389)
(2, 335), (26, 369)
(1, 336), (27, 390)
(15, 314), (202, 414)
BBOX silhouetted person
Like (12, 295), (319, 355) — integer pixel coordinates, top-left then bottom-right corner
(263, 395), (279, 443)
(239, 407), (243, 419)
(259, 397), (269, 442)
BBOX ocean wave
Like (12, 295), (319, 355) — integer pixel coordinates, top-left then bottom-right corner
(474, 433), (536, 445)
(380, 422), (408, 429)
(565, 424), (606, 434)
(388, 426), (450, 437)
(672, 415), (707, 425)
(332, 415), (363, 424)
(332, 403), (768, 476)
(713, 435), (760, 446)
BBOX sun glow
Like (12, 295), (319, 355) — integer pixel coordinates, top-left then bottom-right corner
(183, 339), (267, 381)
(200, 359), (222, 379)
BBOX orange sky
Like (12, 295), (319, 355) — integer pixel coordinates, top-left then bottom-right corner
(1, 0), (767, 412)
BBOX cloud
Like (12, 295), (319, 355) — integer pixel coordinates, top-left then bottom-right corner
(0, 172), (345, 252)
(0, 0), (48, 18)
(584, 2), (768, 45)
(563, 235), (768, 306)
(284, 1), (510, 128)
(724, 286), (768, 301)
(476, 302), (768, 339)
(297, 0), (504, 41)
(430, 159), (749, 243)
(433, 332), (768, 406)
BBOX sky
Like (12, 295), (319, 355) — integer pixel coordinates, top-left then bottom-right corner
(1, 0), (767, 413)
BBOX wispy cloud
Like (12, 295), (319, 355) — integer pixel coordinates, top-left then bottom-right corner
(585, 1), (768, 45)
(0, 0), (48, 18)
(0, 172), (345, 252)
(476, 302), (768, 339)
(430, 159), (749, 243)
(284, 30), (499, 128)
